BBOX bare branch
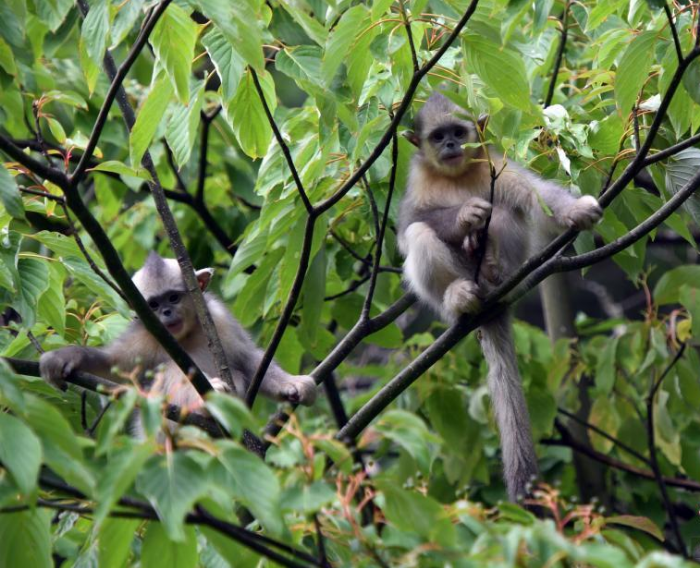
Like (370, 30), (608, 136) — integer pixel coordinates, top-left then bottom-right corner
(246, 216), (316, 406)
(643, 132), (700, 167)
(663, 0), (684, 63)
(544, 0), (570, 108)
(645, 344), (688, 557)
(250, 68), (313, 213)
(544, 422), (700, 492)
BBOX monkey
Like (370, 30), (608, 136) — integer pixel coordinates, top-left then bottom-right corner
(398, 92), (602, 501)
(40, 252), (317, 419)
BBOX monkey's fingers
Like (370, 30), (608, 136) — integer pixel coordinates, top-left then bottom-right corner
(39, 353), (69, 391)
(564, 195), (603, 230)
(209, 377), (232, 393)
(282, 376), (317, 406)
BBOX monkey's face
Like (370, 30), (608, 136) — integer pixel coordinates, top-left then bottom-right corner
(423, 121), (479, 175)
(145, 289), (196, 340)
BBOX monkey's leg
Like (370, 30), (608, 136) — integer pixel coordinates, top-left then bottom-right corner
(256, 363), (317, 406)
(479, 312), (538, 501)
(403, 222), (478, 320)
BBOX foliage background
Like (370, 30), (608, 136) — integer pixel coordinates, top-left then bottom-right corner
(0, 0), (700, 566)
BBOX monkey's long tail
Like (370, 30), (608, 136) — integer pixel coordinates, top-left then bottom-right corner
(479, 313), (538, 501)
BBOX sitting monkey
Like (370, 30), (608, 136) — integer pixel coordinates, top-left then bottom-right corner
(40, 252), (317, 413)
(398, 92), (602, 501)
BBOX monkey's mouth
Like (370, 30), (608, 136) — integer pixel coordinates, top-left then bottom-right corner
(441, 152), (464, 166)
(165, 320), (184, 335)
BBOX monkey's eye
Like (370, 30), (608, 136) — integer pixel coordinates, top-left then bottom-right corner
(431, 132), (444, 143)
(454, 127), (466, 138)
(148, 300), (159, 310)
(169, 293), (181, 304)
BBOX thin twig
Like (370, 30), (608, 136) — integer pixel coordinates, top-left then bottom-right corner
(543, 423), (700, 492)
(544, 0), (570, 107)
(645, 344), (687, 558)
(361, 131), (399, 320)
(398, 0), (419, 72)
(557, 407), (648, 464)
(663, 0), (684, 63)
(250, 68), (313, 213)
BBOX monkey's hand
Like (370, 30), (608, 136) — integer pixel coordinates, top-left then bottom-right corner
(563, 195), (602, 230)
(209, 377), (232, 393)
(39, 347), (86, 391)
(457, 198), (492, 233)
(282, 375), (317, 406)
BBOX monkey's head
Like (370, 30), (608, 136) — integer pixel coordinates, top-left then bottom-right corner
(132, 252), (214, 341)
(408, 92), (487, 176)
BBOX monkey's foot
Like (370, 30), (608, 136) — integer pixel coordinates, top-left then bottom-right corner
(209, 378), (232, 393)
(458, 197), (492, 232)
(282, 375), (317, 406)
(444, 279), (481, 318)
(564, 195), (602, 230)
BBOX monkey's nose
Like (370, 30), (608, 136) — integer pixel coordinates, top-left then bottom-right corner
(445, 141), (455, 149)
(162, 308), (172, 317)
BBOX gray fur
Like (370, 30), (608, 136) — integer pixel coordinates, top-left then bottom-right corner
(398, 92), (602, 500)
(40, 254), (316, 416)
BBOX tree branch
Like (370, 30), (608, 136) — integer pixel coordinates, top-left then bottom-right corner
(646, 344), (687, 557)
(544, 0), (570, 108)
(250, 68), (313, 213)
(663, 0), (683, 63)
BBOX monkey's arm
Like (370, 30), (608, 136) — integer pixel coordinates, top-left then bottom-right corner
(40, 323), (161, 390)
(408, 199), (493, 245)
(213, 305), (317, 405)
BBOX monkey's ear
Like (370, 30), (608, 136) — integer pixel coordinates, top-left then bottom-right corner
(477, 114), (489, 133)
(195, 268), (214, 291)
(403, 130), (420, 147)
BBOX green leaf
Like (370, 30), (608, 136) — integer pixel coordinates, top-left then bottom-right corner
(586, 0), (625, 31)
(37, 262), (65, 335)
(374, 410), (440, 473)
(202, 27), (245, 104)
(464, 35), (531, 111)
(606, 515), (663, 541)
(193, 0), (264, 72)
(136, 452), (209, 541)
(614, 31), (656, 115)
(0, 37), (17, 75)
(682, 58), (700, 105)
(281, 480), (336, 514)
(130, 72), (174, 167)
(35, 0), (72, 32)
(654, 265), (700, 305)
(63, 256), (130, 317)
(276, 46), (323, 85)
(165, 80), (205, 167)
(215, 442), (284, 535)
(322, 5), (368, 85)
(98, 518), (141, 568)
(201, 526), (259, 568)
(150, 3), (198, 104)
(0, 509), (51, 568)
(95, 441), (156, 527)
(0, 413), (42, 495)
(45, 116), (66, 144)
(665, 148), (700, 225)
(142, 522), (198, 568)
(0, 163), (25, 219)
(376, 482), (456, 546)
(87, 160), (153, 181)
(81, 0), (110, 66)
(228, 69), (276, 159)
(205, 392), (258, 438)
(14, 257), (50, 328)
